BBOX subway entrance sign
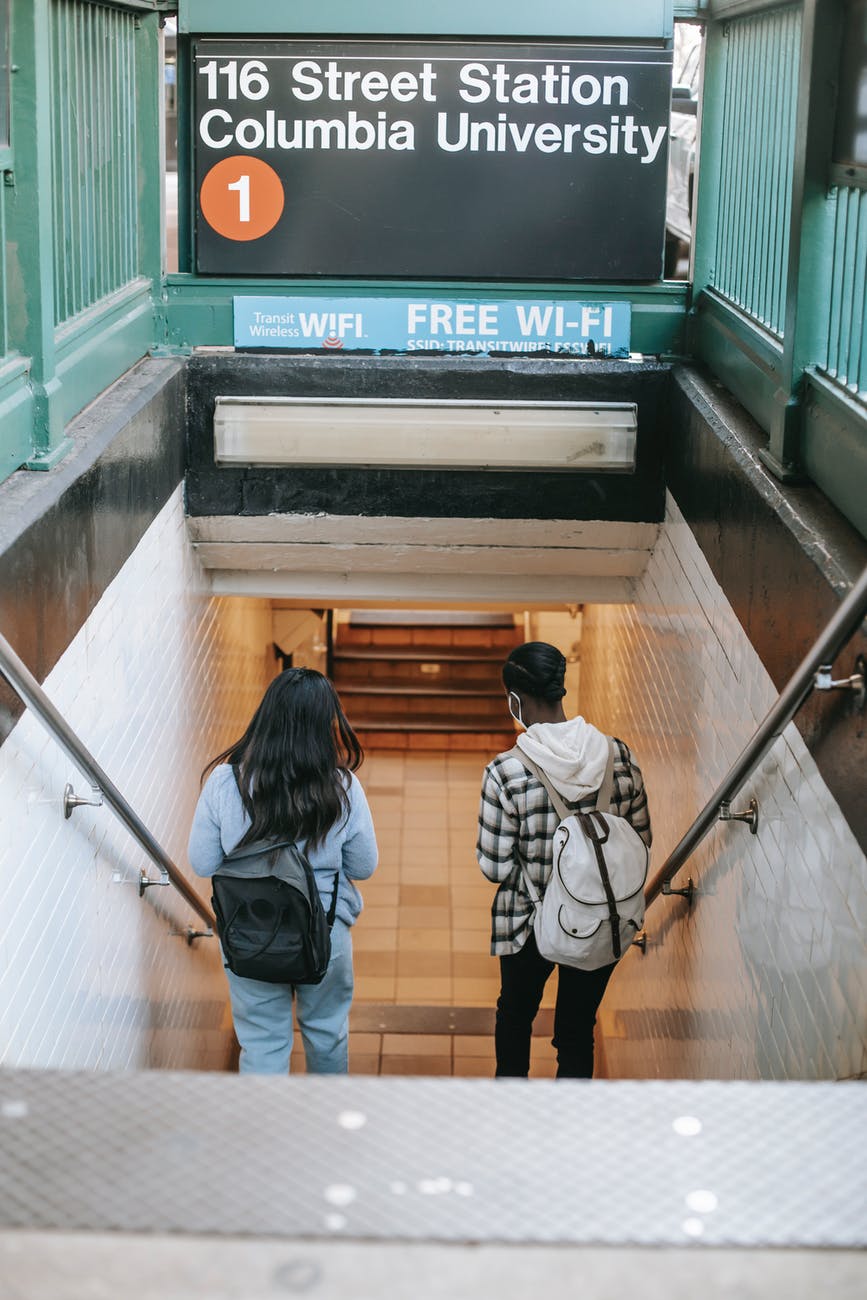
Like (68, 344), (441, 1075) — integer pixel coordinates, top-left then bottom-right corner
(194, 40), (673, 280)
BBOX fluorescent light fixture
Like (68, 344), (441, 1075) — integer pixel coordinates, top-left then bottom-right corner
(213, 397), (637, 471)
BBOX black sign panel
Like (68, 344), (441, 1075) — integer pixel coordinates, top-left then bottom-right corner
(194, 40), (672, 280)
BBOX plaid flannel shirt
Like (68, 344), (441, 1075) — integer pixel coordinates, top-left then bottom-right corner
(476, 738), (652, 956)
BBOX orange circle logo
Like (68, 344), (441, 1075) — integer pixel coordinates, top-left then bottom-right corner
(200, 156), (285, 242)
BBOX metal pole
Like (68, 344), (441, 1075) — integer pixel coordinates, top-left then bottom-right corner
(0, 630), (214, 928)
(646, 564), (867, 905)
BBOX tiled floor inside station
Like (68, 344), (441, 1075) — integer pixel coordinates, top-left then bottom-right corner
(290, 749), (559, 1078)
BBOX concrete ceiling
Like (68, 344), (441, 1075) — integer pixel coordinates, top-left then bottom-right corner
(187, 513), (659, 607)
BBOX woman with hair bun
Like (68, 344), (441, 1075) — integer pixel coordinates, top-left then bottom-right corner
(188, 667), (378, 1075)
(476, 642), (651, 1078)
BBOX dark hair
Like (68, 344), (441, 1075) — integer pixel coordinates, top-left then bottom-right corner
(202, 668), (362, 848)
(502, 642), (567, 703)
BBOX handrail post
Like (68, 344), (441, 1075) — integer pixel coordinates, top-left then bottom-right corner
(646, 564), (867, 908)
(0, 630), (214, 931)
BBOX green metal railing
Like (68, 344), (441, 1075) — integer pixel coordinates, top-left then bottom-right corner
(692, 0), (866, 533)
(50, 0), (140, 326)
(823, 184), (867, 399)
(711, 3), (801, 338)
(0, 0), (162, 478)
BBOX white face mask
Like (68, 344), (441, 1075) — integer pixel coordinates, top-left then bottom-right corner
(507, 691), (525, 728)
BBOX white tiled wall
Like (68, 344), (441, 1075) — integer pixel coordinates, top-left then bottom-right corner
(0, 488), (273, 1071)
(581, 494), (867, 1081)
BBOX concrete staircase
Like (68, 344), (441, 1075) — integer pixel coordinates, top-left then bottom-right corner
(333, 611), (521, 750)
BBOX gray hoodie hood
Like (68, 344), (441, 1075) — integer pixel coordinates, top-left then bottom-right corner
(516, 715), (609, 800)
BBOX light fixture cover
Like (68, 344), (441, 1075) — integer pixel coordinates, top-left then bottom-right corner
(213, 397), (637, 471)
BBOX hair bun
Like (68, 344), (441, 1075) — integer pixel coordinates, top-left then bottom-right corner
(502, 641), (567, 702)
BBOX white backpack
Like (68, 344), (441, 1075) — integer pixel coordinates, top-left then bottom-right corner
(511, 740), (649, 971)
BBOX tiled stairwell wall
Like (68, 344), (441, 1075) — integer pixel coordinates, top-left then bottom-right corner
(0, 487), (273, 1071)
(581, 495), (866, 1081)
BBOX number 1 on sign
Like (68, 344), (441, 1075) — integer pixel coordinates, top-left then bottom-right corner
(199, 156), (284, 242)
(227, 175), (250, 223)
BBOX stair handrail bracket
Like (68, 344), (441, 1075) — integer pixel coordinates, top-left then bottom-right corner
(645, 564), (867, 910)
(0, 630), (215, 934)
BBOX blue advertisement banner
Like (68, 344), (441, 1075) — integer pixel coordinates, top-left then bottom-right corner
(233, 296), (631, 356)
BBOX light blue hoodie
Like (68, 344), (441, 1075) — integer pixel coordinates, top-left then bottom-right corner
(187, 764), (378, 927)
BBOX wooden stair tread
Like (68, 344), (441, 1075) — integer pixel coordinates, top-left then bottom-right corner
(337, 683), (502, 697)
(347, 611), (515, 627)
(338, 611), (519, 745)
(334, 646), (510, 663)
(352, 715), (516, 732)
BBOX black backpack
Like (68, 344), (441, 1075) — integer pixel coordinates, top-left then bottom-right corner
(211, 836), (339, 986)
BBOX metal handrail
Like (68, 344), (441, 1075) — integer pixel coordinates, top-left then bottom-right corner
(645, 564), (867, 906)
(0, 631), (214, 931)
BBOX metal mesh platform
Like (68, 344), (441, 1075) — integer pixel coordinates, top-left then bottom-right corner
(1, 1069), (864, 1247)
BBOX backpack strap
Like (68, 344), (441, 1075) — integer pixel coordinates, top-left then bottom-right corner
(504, 747), (559, 912)
(577, 809), (623, 960)
(505, 746), (571, 820)
(222, 837), (295, 862)
(229, 765), (341, 928)
(507, 742), (615, 817)
(324, 872), (340, 927)
(595, 738), (616, 813)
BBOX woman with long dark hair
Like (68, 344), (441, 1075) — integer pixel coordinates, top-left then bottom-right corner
(476, 642), (651, 1078)
(188, 667), (378, 1074)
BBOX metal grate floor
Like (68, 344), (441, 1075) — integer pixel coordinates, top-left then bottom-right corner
(1, 1069), (864, 1248)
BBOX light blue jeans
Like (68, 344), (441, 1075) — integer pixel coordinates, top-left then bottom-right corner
(224, 919), (354, 1074)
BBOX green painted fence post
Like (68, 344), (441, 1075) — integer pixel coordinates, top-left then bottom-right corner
(7, 0), (71, 468)
(689, 16), (724, 309)
(136, 9), (164, 337)
(759, 0), (842, 480)
(175, 31), (193, 276)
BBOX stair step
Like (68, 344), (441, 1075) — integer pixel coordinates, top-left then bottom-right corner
(338, 683), (503, 698)
(351, 714), (516, 732)
(350, 1003), (554, 1036)
(335, 661), (503, 689)
(338, 627), (521, 651)
(336, 611), (520, 748)
(347, 610), (515, 627)
(334, 646), (509, 663)
(347, 695), (508, 720)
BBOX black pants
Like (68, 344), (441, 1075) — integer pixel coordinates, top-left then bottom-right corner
(495, 931), (615, 1078)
